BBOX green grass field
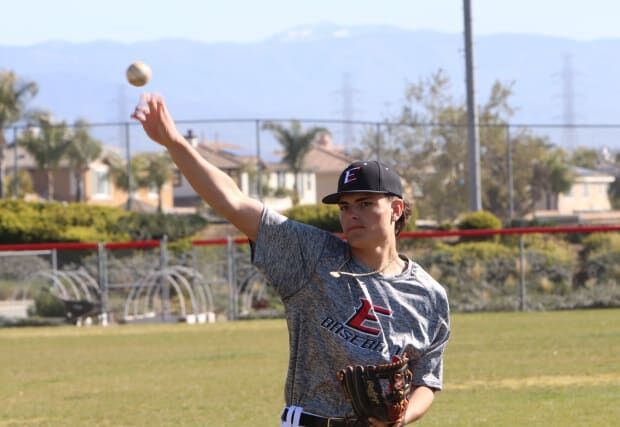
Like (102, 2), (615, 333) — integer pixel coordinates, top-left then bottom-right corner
(1, 309), (619, 426)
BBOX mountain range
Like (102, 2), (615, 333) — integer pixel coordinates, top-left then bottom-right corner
(1, 23), (619, 156)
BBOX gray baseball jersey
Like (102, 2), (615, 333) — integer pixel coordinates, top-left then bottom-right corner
(252, 208), (450, 418)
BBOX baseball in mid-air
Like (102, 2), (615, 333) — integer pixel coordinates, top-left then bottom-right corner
(126, 61), (152, 87)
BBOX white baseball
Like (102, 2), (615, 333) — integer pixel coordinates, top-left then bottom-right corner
(126, 61), (152, 87)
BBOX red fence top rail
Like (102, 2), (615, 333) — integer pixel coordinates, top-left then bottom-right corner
(192, 237), (250, 246)
(1, 224), (619, 252)
(105, 240), (161, 250)
(0, 242), (99, 251)
(0, 240), (161, 252)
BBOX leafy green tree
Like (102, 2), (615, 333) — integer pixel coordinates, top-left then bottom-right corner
(531, 148), (574, 210)
(18, 112), (71, 200)
(357, 70), (573, 223)
(608, 177), (620, 209)
(0, 70), (38, 198)
(263, 120), (327, 205)
(570, 147), (599, 169)
(357, 70), (469, 222)
(66, 119), (102, 201)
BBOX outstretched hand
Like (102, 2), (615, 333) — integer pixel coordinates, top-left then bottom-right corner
(131, 93), (184, 148)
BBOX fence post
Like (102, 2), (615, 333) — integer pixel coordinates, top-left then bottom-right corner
(160, 235), (169, 321)
(255, 119), (263, 201)
(506, 125), (514, 221)
(227, 236), (236, 320)
(519, 234), (527, 311)
(51, 249), (58, 274)
(12, 126), (19, 199)
(97, 242), (109, 326)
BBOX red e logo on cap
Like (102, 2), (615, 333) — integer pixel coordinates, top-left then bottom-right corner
(343, 166), (361, 184)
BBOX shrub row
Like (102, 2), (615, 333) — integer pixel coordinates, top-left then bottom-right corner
(0, 200), (207, 244)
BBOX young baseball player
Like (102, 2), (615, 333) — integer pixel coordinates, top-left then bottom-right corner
(132, 93), (450, 427)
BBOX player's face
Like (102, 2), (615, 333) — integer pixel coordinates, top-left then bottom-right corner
(337, 193), (397, 248)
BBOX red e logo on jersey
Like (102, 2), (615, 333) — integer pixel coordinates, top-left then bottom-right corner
(346, 299), (393, 336)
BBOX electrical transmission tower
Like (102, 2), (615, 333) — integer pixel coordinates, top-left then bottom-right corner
(561, 53), (578, 150)
(333, 72), (359, 154)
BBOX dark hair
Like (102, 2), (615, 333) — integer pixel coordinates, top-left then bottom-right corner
(395, 199), (412, 237)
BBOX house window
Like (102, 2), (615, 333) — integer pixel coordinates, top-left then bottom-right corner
(92, 168), (110, 197)
(583, 183), (589, 197)
(298, 174), (305, 197)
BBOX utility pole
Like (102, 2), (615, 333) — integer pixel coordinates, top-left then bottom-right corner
(463, 0), (482, 211)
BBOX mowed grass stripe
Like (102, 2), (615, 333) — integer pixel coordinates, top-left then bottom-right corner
(448, 372), (620, 390)
(1, 310), (619, 426)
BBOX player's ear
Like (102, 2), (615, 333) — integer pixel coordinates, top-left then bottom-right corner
(390, 197), (404, 222)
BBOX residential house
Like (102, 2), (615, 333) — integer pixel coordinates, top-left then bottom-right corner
(261, 132), (353, 210)
(3, 143), (173, 212)
(172, 132), (353, 213)
(172, 136), (256, 209)
(302, 132), (355, 203)
(532, 166), (619, 224)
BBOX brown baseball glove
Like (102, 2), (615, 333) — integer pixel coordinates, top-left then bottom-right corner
(337, 354), (413, 426)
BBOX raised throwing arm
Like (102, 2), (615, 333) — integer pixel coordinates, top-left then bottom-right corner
(132, 93), (263, 240)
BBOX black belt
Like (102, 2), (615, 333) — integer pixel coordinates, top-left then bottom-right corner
(281, 408), (363, 427)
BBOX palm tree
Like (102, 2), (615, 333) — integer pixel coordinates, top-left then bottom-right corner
(0, 71), (38, 198)
(263, 120), (327, 205)
(135, 152), (173, 213)
(19, 112), (71, 200)
(103, 151), (141, 208)
(66, 119), (102, 201)
(104, 151), (172, 212)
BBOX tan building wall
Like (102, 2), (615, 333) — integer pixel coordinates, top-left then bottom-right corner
(29, 169), (73, 201)
(315, 171), (341, 203)
(558, 176), (614, 213)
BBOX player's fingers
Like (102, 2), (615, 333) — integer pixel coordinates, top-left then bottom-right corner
(130, 111), (143, 121)
(138, 92), (150, 106)
(152, 93), (170, 118)
(131, 93), (153, 120)
(132, 103), (150, 121)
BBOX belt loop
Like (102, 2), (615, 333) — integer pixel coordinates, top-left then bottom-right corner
(283, 406), (294, 427)
(291, 406), (302, 427)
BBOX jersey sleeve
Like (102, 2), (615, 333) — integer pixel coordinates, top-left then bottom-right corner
(412, 286), (450, 390)
(251, 207), (332, 299)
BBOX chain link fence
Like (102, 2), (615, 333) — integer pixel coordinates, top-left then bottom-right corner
(1, 225), (619, 326)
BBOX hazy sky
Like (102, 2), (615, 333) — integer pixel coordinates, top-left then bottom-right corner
(1, 0), (619, 45)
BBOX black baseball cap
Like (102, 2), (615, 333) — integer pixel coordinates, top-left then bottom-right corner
(322, 160), (403, 204)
